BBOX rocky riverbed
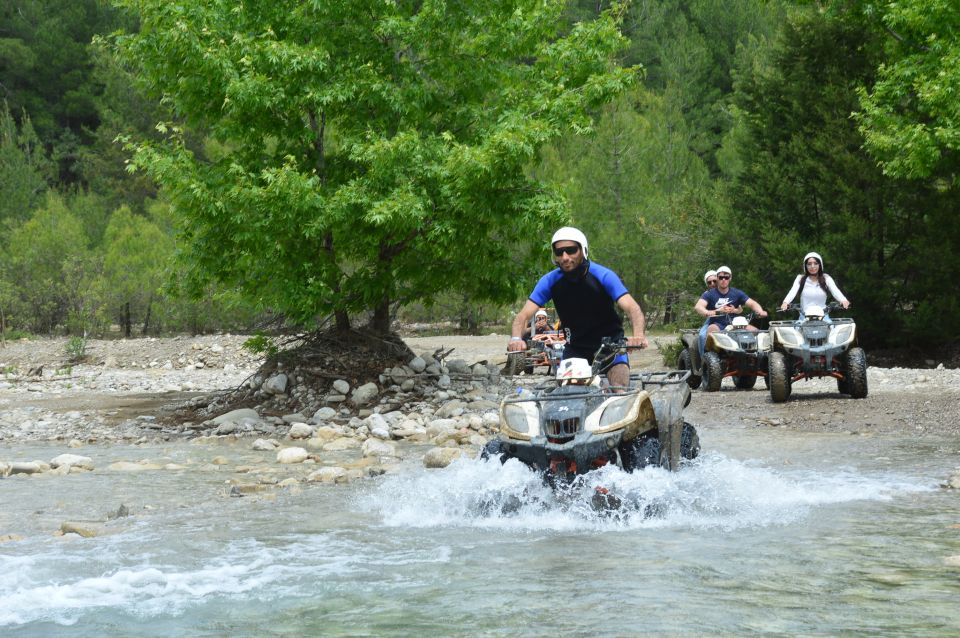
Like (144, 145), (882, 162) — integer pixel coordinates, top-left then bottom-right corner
(2, 333), (960, 496)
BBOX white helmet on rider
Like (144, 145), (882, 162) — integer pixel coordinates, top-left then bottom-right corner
(551, 226), (589, 259)
(703, 269), (717, 285)
(803, 252), (824, 270)
(556, 358), (593, 384)
(535, 308), (548, 318)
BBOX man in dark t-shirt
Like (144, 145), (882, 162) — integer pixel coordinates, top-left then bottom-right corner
(694, 265), (767, 355)
(507, 227), (648, 388)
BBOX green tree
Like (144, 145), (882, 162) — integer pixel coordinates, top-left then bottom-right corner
(540, 89), (712, 325)
(724, 7), (958, 345)
(851, 0), (960, 182)
(4, 193), (91, 332)
(111, 0), (635, 335)
(0, 102), (51, 226)
(99, 205), (173, 336)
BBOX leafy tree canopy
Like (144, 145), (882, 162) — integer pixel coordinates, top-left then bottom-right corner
(848, 0), (960, 182)
(111, 0), (636, 332)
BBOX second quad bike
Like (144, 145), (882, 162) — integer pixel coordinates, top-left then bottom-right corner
(485, 338), (700, 493)
(767, 302), (868, 402)
(677, 314), (770, 392)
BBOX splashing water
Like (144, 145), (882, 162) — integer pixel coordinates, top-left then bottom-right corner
(366, 450), (930, 532)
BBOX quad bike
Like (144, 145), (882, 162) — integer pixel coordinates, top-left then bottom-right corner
(677, 314), (770, 392)
(505, 314), (566, 376)
(485, 338), (700, 507)
(767, 302), (868, 402)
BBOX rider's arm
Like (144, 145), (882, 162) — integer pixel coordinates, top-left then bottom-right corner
(781, 275), (801, 310)
(695, 298), (718, 317)
(745, 297), (767, 317)
(508, 300), (540, 350)
(824, 274), (850, 308)
(617, 294), (649, 348)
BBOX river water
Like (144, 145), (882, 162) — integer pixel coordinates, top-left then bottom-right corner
(2, 426), (959, 637)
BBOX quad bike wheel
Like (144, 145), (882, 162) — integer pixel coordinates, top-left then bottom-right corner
(734, 374), (757, 390)
(677, 348), (702, 390)
(702, 351), (723, 392)
(768, 351), (792, 402)
(622, 422), (700, 472)
(505, 352), (524, 376)
(845, 347), (868, 399)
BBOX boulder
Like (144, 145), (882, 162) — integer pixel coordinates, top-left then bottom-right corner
(276, 447), (309, 464)
(361, 438), (396, 458)
(213, 408), (259, 425)
(423, 447), (465, 468)
(350, 382), (380, 406)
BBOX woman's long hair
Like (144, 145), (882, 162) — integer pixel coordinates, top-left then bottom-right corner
(803, 256), (828, 292)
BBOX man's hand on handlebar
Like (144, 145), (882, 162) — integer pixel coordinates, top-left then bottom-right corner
(507, 338), (528, 352)
(625, 336), (648, 349)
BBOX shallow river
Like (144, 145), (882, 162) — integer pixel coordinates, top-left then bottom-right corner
(2, 426), (959, 637)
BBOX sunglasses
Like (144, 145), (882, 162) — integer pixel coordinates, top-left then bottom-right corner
(717, 274), (731, 280)
(707, 279), (718, 285)
(553, 245), (580, 257)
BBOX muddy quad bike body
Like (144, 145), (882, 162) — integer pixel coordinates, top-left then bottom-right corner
(767, 302), (868, 402)
(488, 339), (700, 488)
(678, 315), (770, 392)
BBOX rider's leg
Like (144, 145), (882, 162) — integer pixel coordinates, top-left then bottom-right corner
(606, 359), (630, 388)
(697, 323), (708, 359)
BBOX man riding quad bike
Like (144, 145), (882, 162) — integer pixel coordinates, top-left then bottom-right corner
(484, 339), (700, 495)
(767, 302), (868, 402)
(677, 314), (770, 391)
(505, 309), (565, 376)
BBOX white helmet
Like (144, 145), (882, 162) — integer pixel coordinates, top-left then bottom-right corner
(803, 252), (824, 270)
(556, 358), (593, 384)
(535, 308), (548, 318)
(551, 226), (588, 259)
(703, 269), (717, 285)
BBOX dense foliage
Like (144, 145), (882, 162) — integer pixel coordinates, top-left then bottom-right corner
(0, 1), (957, 349)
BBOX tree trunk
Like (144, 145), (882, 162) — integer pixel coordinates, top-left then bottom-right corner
(141, 297), (152, 336)
(369, 299), (391, 334)
(123, 302), (131, 338)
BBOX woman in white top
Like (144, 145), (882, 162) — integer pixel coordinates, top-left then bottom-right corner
(779, 252), (850, 319)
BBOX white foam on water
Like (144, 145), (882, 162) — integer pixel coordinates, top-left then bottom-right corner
(366, 451), (933, 532)
(0, 526), (448, 627)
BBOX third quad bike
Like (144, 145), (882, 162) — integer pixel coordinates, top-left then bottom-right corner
(485, 338), (700, 497)
(767, 302), (868, 402)
(677, 315), (770, 392)
(505, 313), (566, 376)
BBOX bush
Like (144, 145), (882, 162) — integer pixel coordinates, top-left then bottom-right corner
(65, 335), (88, 362)
(656, 336), (684, 368)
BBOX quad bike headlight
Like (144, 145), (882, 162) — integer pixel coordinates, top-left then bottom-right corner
(501, 402), (539, 438)
(711, 333), (738, 351)
(757, 332), (771, 351)
(828, 324), (855, 347)
(589, 395), (639, 432)
(776, 327), (803, 347)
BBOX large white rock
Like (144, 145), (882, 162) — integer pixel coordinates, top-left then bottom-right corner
(252, 438), (279, 451)
(287, 423), (314, 439)
(263, 373), (289, 395)
(350, 382), (379, 406)
(408, 356), (427, 373)
(423, 447), (465, 468)
(49, 454), (94, 471)
(332, 379), (350, 395)
(277, 447), (309, 464)
(307, 466), (347, 483)
(213, 408), (259, 425)
(361, 438), (396, 458)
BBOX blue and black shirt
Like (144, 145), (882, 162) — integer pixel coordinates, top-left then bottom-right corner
(530, 261), (628, 358)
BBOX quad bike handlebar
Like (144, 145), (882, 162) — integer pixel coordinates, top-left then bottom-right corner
(778, 301), (848, 315)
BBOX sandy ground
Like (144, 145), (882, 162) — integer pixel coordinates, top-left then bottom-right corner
(1, 333), (959, 439)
